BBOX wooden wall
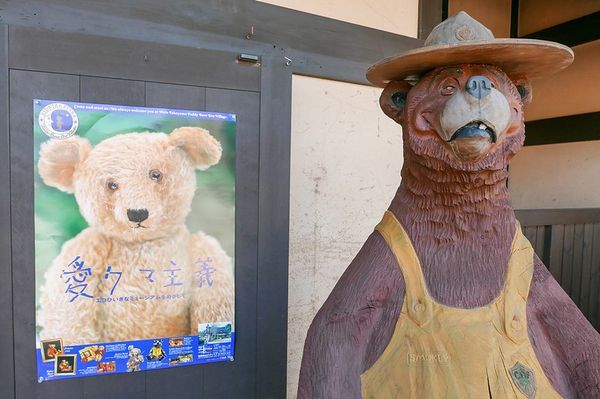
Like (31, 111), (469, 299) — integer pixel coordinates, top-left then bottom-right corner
(517, 209), (600, 330)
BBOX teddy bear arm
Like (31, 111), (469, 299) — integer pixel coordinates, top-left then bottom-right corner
(188, 232), (234, 333)
(527, 255), (600, 398)
(297, 232), (405, 399)
(38, 229), (108, 345)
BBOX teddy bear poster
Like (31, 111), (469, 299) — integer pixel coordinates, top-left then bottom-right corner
(33, 99), (236, 381)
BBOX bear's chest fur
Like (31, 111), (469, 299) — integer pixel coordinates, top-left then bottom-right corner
(95, 228), (196, 341)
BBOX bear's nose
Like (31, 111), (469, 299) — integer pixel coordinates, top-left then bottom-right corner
(466, 75), (492, 99)
(127, 208), (149, 223)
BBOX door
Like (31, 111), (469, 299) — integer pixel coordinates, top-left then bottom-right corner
(7, 25), (264, 399)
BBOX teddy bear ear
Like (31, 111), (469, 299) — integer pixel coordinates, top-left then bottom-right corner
(379, 80), (414, 125)
(38, 136), (92, 193)
(169, 127), (223, 170)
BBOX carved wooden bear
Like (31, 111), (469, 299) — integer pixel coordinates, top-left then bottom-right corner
(298, 12), (600, 399)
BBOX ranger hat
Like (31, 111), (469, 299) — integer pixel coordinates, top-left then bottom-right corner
(367, 11), (574, 87)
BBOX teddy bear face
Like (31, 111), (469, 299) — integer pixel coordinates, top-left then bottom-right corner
(73, 133), (196, 242)
(38, 127), (222, 243)
(380, 64), (531, 173)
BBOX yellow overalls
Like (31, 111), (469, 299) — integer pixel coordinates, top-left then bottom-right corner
(360, 211), (562, 399)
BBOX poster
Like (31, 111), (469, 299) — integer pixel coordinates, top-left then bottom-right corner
(34, 99), (236, 381)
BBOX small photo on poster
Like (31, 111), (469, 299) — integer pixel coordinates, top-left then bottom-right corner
(97, 361), (116, 373)
(199, 322), (233, 345)
(55, 354), (77, 376)
(40, 338), (63, 362)
(79, 345), (105, 363)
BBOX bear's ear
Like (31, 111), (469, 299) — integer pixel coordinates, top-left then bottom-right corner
(512, 76), (533, 106)
(379, 80), (413, 124)
(38, 136), (92, 193)
(169, 127), (222, 170)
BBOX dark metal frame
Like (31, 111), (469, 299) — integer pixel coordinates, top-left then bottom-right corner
(0, 1), (436, 398)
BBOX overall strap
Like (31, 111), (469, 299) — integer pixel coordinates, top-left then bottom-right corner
(375, 211), (432, 326)
(502, 221), (535, 344)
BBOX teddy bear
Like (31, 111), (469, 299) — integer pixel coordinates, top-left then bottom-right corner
(37, 126), (234, 346)
(45, 343), (60, 360)
(298, 12), (599, 399)
(126, 345), (144, 372)
(146, 339), (166, 361)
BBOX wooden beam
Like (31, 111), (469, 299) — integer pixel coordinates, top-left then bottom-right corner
(515, 208), (600, 226)
(418, 0), (444, 40)
(524, 111), (600, 146)
(0, 24), (15, 399)
(442, 0), (449, 21)
(510, 0), (520, 38)
(521, 11), (600, 47)
(0, 0), (422, 86)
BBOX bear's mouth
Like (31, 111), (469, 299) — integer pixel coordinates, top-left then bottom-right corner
(132, 222), (148, 229)
(448, 121), (496, 143)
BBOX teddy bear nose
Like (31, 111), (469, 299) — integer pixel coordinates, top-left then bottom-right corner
(466, 75), (492, 99)
(127, 208), (149, 223)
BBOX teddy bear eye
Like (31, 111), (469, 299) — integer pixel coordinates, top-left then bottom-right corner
(149, 169), (162, 181)
(107, 180), (118, 191)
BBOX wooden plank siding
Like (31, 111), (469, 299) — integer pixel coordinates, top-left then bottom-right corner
(515, 209), (600, 331)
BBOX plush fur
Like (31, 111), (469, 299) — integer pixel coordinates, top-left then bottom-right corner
(298, 65), (600, 398)
(37, 127), (233, 345)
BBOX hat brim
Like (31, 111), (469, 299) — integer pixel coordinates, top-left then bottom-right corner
(366, 39), (574, 87)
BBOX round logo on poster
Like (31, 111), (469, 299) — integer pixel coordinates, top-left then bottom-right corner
(39, 102), (79, 139)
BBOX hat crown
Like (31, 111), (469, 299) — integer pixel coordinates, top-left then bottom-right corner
(424, 11), (495, 46)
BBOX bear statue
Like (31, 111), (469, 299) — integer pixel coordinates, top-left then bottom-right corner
(298, 12), (600, 399)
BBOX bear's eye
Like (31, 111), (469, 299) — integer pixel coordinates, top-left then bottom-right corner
(107, 179), (118, 191)
(441, 85), (456, 96)
(149, 169), (162, 182)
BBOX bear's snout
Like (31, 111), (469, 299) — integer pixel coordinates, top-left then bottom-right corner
(127, 208), (149, 223)
(465, 75), (492, 100)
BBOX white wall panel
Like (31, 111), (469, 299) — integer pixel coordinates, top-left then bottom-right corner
(287, 75), (403, 397)
(510, 141), (600, 209)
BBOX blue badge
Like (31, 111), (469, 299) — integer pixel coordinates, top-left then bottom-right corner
(509, 362), (536, 398)
(39, 102), (79, 139)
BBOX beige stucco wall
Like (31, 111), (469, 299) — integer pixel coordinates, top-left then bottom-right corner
(287, 75), (402, 397)
(257, 0), (419, 37)
(509, 141), (600, 209)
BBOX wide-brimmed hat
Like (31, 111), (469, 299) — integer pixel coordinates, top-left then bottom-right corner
(367, 11), (574, 87)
